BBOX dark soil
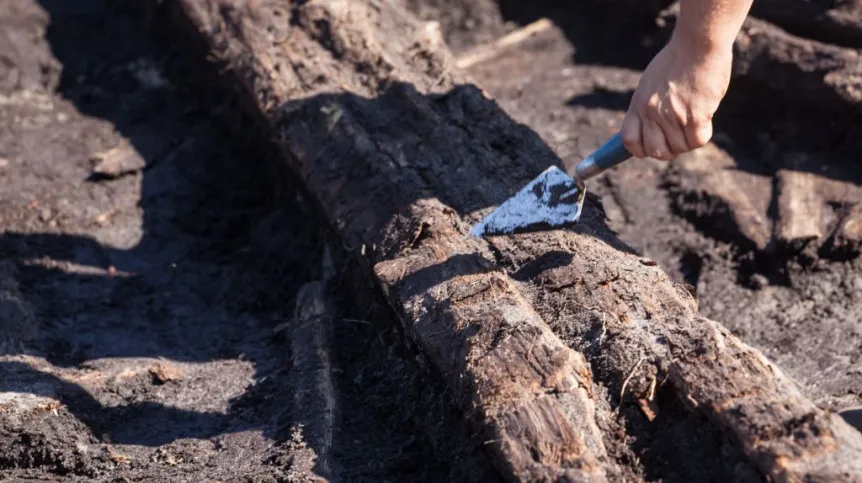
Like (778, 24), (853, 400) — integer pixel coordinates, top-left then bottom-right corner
(0, 1), (497, 481)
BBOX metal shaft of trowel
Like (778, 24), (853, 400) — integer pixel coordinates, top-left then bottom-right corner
(568, 133), (633, 184)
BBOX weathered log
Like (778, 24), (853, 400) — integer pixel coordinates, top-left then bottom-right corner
(168, 2), (612, 480)
(750, 0), (862, 48)
(666, 143), (772, 251)
(166, 0), (862, 481)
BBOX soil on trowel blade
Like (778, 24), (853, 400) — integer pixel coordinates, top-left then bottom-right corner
(0, 2), (498, 482)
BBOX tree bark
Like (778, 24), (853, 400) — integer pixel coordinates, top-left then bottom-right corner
(165, 0), (862, 481)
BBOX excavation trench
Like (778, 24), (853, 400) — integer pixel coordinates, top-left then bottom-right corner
(1, 1), (861, 482)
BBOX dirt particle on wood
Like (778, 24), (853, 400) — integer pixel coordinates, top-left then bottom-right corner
(149, 362), (184, 385)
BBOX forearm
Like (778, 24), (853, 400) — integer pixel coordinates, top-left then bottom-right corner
(674, 0), (754, 53)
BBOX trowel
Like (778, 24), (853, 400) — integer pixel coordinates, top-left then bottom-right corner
(470, 132), (632, 237)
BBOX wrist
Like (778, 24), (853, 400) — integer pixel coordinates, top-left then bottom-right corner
(669, 23), (735, 59)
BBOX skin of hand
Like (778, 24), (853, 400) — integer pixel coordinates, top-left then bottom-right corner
(621, 0), (754, 160)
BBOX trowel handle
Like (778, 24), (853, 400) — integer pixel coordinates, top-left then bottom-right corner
(571, 133), (632, 181)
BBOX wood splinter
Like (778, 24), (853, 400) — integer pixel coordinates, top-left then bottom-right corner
(455, 18), (554, 69)
(775, 169), (823, 253)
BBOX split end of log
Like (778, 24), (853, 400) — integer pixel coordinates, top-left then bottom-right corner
(824, 204), (862, 259)
(775, 170), (823, 257)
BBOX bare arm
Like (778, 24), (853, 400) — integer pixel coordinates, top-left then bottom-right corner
(620, 0), (754, 159)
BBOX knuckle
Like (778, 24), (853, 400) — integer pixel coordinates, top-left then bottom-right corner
(670, 103), (688, 125)
(690, 115), (709, 129)
(637, 104), (651, 119)
(688, 126), (712, 148)
(621, 128), (639, 144)
(647, 144), (666, 159)
(693, 132), (711, 147)
(669, 143), (687, 155)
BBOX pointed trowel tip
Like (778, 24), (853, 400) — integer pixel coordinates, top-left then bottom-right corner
(469, 166), (585, 238)
(469, 222), (487, 238)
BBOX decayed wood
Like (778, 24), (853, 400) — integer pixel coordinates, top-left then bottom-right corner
(666, 143), (772, 251)
(166, 0), (862, 481)
(750, 0), (862, 48)
(775, 170), (824, 253)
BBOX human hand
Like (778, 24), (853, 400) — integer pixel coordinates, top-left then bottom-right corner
(620, 34), (733, 160)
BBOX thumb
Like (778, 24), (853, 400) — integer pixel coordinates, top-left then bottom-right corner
(620, 110), (646, 158)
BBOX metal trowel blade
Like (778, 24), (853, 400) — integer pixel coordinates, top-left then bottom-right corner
(470, 166), (585, 237)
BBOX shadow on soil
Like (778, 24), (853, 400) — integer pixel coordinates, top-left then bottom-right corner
(2, 0), (319, 447)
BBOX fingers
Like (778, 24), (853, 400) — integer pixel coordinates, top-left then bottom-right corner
(684, 113), (713, 151)
(623, 96), (715, 159)
(621, 110), (646, 158)
(654, 101), (690, 155)
(625, 103), (713, 160)
(642, 116), (673, 160)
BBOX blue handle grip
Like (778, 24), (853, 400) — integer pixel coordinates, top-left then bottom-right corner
(593, 133), (632, 171)
(572, 132), (632, 181)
